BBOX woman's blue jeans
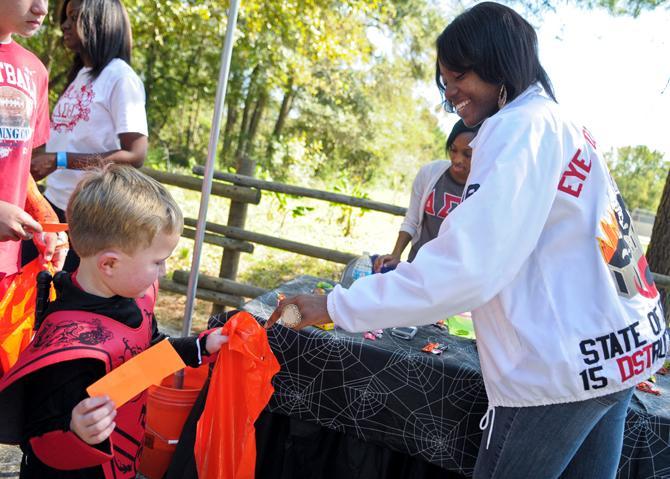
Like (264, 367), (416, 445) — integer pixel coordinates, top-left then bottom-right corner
(474, 387), (634, 479)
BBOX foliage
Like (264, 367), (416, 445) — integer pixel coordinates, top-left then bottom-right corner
(606, 145), (668, 212)
(332, 177), (370, 237)
(514, 0), (669, 17)
(20, 0), (445, 186)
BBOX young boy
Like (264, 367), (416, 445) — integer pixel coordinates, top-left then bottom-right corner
(0, 165), (228, 478)
(0, 0), (66, 295)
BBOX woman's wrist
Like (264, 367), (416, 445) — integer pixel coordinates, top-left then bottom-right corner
(55, 151), (68, 169)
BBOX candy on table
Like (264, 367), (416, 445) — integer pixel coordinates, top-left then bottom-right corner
(432, 344), (448, 355)
(422, 342), (448, 355)
(313, 281), (335, 295)
(363, 332), (377, 341)
(434, 320), (449, 330)
(636, 381), (661, 396)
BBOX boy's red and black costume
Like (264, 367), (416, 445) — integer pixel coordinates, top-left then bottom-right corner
(0, 273), (215, 478)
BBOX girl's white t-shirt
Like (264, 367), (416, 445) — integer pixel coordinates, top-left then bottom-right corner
(44, 58), (148, 210)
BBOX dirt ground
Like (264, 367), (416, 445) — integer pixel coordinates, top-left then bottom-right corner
(0, 446), (150, 478)
(0, 444), (20, 477)
(154, 290), (224, 334)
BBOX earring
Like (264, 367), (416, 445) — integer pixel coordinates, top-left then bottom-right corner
(497, 84), (507, 109)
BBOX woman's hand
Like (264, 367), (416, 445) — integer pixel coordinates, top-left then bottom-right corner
(30, 153), (56, 181)
(373, 254), (400, 273)
(205, 328), (229, 354)
(265, 294), (331, 330)
(0, 200), (41, 241)
(70, 396), (117, 445)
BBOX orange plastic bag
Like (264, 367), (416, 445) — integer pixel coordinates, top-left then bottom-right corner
(194, 311), (280, 479)
(0, 259), (54, 376)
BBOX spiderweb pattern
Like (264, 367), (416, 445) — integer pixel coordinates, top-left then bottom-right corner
(213, 275), (670, 478)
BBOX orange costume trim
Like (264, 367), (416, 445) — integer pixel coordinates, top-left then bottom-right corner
(23, 177), (69, 252)
(24, 176), (58, 224)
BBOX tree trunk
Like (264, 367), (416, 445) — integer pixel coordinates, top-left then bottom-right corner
(219, 71), (241, 163)
(219, 72), (242, 167)
(41, 0), (65, 73)
(647, 171), (670, 272)
(221, 103), (238, 167)
(265, 79), (295, 160)
(143, 41), (158, 111)
(185, 90), (200, 155)
(647, 169), (670, 322)
(245, 89), (268, 159)
(273, 79), (295, 138)
(233, 66), (260, 163)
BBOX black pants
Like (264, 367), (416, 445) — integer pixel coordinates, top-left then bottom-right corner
(21, 199), (80, 272)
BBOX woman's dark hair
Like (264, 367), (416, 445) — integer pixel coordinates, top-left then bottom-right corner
(61, 0), (132, 86)
(435, 2), (556, 111)
(446, 119), (479, 152)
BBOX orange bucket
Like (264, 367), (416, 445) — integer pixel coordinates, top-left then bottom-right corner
(139, 365), (209, 479)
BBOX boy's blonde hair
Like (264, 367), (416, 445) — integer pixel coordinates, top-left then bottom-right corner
(66, 165), (184, 257)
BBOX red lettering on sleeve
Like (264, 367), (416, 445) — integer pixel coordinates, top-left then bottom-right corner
(558, 149), (592, 199)
(583, 127), (597, 150)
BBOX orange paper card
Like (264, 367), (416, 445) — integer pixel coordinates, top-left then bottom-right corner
(86, 339), (186, 407)
(40, 222), (68, 233)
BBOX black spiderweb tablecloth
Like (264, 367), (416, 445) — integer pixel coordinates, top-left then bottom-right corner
(167, 275), (670, 479)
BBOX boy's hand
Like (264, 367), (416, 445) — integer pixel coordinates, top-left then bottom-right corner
(205, 328), (228, 354)
(32, 231), (68, 271)
(70, 396), (117, 445)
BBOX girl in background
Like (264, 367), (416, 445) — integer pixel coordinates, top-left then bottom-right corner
(374, 120), (479, 272)
(25, 0), (147, 271)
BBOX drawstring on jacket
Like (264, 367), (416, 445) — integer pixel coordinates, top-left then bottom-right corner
(479, 405), (496, 449)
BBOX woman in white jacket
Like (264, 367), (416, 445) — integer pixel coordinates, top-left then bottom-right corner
(268, 3), (668, 478)
(373, 120), (479, 273)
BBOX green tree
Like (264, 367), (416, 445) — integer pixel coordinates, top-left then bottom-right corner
(607, 145), (667, 212)
(516, 0), (669, 16)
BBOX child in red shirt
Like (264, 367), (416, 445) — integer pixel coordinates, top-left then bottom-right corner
(0, 0), (66, 291)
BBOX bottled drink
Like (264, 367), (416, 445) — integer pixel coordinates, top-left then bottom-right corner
(351, 254), (372, 281)
(340, 253), (373, 288)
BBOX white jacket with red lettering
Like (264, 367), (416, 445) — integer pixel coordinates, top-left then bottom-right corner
(327, 84), (668, 408)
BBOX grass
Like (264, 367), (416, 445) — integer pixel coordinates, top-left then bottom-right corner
(156, 181), (411, 333)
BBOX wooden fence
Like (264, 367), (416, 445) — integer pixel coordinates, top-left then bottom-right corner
(141, 165), (410, 309)
(141, 166), (670, 313)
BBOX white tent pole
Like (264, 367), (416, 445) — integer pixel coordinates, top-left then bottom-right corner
(181, 0), (242, 337)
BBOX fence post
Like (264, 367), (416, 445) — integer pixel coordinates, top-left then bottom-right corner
(212, 154), (256, 314)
